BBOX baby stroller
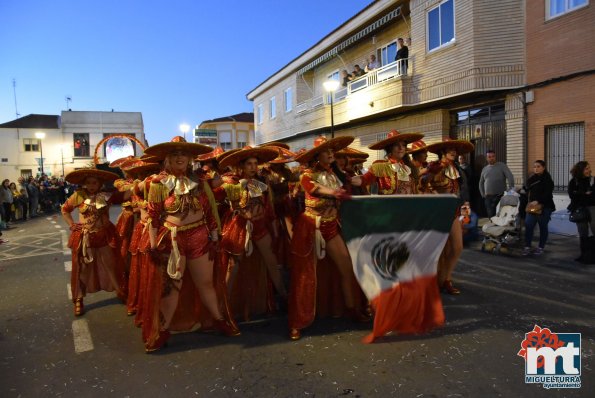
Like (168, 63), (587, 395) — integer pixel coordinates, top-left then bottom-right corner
(481, 190), (520, 254)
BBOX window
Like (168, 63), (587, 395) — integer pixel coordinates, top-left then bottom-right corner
(546, 122), (584, 192)
(380, 41), (397, 66)
(237, 131), (248, 148)
(24, 139), (40, 152)
(284, 88), (293, 112)
(73, 133), (90, 157)
(427, 0), (455, 52)
(257, 104), (263, 125)
(219, 131), (232, 150)
(269, 96), (276, 119)
(547, 0), (588, 18)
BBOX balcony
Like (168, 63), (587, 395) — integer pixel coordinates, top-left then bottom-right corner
(295, 58), (410, 114)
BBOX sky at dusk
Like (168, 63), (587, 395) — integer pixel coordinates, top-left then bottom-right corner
(0, 0), (371, 145)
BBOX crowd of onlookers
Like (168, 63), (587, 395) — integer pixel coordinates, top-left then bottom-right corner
(0, 174), (75, 231)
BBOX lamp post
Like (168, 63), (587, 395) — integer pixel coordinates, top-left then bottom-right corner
(35, 131), (46, 175)
(323, 80), (340, 138)
(179, 123), (191, 142)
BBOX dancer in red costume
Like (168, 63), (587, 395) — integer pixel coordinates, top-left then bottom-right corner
(288, 136), (370, 341)
(110, 156), (138, 263)
(62, 168), (128, 316)
(424, 138), (473, 295)
(352, 130), (423, 195)
(142, 136), (239, 353)
(218, 146), (288, 318)
(408, 140), (430, 193)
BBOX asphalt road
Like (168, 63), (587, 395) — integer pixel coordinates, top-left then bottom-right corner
(0, 208), (592, 397)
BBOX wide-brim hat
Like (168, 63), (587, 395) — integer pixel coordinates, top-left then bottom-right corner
(144, 136), (212, 158)
(426, 138), (474, 155)
(369, 130), (424, 150)
(349, 157), (367, 166)
(269, 147), (296, 164)
(335, 147), (369, 159)
(123, 160), (161, 176)
(216, 148), (241, 164)
(219, 146), (280, 170)
(109, 155), (136, 168)
(294, 136), (355, 164)
(260, 141), (290, 150)
(65, 168), (120, 185)
(196, 146), (224, 162)
(407, 140), (429, 154)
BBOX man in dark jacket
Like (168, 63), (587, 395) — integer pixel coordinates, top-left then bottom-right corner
(395, 38), (409, 74)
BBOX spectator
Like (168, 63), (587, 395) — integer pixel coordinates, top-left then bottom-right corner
(459, 202), (479, 245)
(568, 161), (595, 264)
(1, 179), (14, 224)
(364, 54), (378, 73)
(341, 70), (353, 87)
(479, 149), (515, 218)
(9, 182), (22, 221)
(522, 160), (555, 256)
(394, 37), (409, 74)
(18, 177), (29, 220)
(74, 139), (81, 156)
(352, 64), (365, 78)
(27, 176), (40, 217)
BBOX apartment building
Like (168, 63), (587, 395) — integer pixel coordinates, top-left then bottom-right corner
(247, 0), (526, 186)
(525, 0), (594, 208)
(0, 111), (148, 181)
(194, 112), (254, 149)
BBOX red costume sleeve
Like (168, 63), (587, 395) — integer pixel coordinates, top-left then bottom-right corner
(200, 191), (218, 232)
(300, 173), (316, 194)
(360, 170), (376, 187)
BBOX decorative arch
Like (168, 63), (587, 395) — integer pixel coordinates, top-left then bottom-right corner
(93, 134), (147, 164)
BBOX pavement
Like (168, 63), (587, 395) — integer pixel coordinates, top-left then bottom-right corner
(0, 209), (593, 397)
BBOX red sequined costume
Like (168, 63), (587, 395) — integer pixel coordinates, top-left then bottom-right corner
(220, 177), (276, 319)
(114, 178), (137, 261)
(62, 189), (127, 302)
(142, 173), (221, 347)
(288, 164), (364, 330)
(360, 158), (417, 194)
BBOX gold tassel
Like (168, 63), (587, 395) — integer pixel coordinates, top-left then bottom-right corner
(223, 182), (242, 202)
(202, 180), (222, 233)
(371, 162), (393, 178)
(147, 180), (170, 203)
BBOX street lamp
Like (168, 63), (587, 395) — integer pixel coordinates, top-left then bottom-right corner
(323, 80), (340, 138)
(35, 131), (46, 175)
(179, 123), (191, 142)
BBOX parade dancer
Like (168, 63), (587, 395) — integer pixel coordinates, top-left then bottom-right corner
(142, 136), (239, 353)
(62, 168), (128, 316)
(424, 138), (473, 295)
(288, 136), (370, 341)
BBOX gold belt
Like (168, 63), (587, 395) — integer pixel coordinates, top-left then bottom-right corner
(163, 219), (206, 232)
(304, 208), (336, 222)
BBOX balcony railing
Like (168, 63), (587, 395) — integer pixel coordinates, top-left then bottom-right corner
(295, 58), (410, 112)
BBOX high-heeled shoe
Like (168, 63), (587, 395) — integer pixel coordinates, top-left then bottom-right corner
(289, 328), (301, 341)
(145, 329), (170, 353)
(74, 298), (84, 316)
(442, 280), (461, 295)
(214, 318), (241, 337)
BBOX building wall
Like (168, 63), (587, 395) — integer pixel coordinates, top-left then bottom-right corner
(526, 1), (595, 85)
(198, 120), (255, 149)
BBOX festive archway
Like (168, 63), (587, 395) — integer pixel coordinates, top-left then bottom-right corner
(93, 134), (147, 164)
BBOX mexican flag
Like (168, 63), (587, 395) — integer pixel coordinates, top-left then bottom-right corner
(340, 195), (459, 343)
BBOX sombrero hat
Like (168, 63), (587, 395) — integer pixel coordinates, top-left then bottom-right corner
(144, 136), (212, 158)
(123, 160), (161, 176)
(335, 147), (369, 159)
(196, 146), (224, 162)
(294, 136), (355, 164)
(368, 130), (424, 150)
(269, 147), (296, 164)
(219, 146), (280, 170)
(216, 148), (241, 164)
(407, 140), (429, 154)
(109, 155), (136, 168)
(65, 167), (120, 185)
(260, 141), (290, 150)
(426, 138), (474, 155)
(349, 157), (367, 166)
(140, 154), (163, 163)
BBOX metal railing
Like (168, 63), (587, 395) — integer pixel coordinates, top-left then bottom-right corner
(294, 59), (410, 112)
